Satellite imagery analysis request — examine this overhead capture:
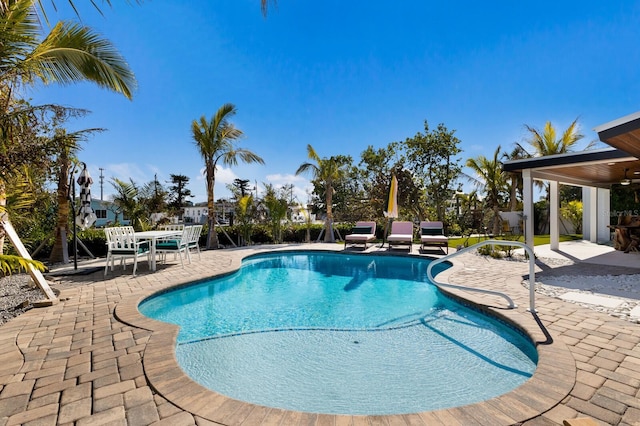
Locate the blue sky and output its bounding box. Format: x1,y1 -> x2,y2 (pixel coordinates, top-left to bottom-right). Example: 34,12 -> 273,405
29,1 -> 640,204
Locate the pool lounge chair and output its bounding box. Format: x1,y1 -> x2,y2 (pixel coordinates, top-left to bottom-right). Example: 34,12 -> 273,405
344,221 -> 377,250
419,221 -> 448,254
387,221 -> 414,252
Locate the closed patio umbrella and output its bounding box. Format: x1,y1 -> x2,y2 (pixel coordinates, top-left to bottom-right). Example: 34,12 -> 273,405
382,174 -> 398,245
384,174 -> 399,219
75,165 -> 97,230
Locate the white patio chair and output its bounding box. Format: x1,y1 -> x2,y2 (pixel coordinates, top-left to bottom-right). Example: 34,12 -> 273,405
104,226 -> 151,277
186,225 -> 203,261
155,227 -> 190,268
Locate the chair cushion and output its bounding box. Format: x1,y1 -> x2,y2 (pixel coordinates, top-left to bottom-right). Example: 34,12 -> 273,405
112,241 -> 149,255
351,226 -> 373,235
421,227 -> 443,236
156,240 -> 180,250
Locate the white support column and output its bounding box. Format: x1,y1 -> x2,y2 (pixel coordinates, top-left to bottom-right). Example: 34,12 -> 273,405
584,187 -> 598,242
597,187 -> 611,243
522,169 -> 534,250
549,180 -> 559,250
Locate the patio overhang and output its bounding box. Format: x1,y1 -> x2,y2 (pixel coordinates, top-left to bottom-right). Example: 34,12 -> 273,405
594,110 -> 640,159
503,111 -> 640,189
503,148 -> 638,189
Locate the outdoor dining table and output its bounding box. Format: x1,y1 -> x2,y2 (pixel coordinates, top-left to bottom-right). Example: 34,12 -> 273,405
134,230 -> 183,271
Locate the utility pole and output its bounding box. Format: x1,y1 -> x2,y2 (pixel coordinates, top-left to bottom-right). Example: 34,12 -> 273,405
99,168 -> 105,201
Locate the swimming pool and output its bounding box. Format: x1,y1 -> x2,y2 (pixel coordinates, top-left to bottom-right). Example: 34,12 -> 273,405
139,251 -> 538,415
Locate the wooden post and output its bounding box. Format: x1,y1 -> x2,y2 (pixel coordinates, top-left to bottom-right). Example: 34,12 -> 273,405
1,218 -> 56,302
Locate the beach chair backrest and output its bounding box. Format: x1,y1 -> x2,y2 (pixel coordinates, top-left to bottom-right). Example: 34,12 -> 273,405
420,221 -> 444,235
391,221 -> 413,235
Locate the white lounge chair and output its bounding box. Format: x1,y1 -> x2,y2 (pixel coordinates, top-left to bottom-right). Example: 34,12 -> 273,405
344,221 -> 377,250
419,221 -> 448,254
104,226 -> 151,277
387,221 -> 414,252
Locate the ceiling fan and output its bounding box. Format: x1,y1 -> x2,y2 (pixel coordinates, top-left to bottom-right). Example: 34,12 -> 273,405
620,168 -> 640,185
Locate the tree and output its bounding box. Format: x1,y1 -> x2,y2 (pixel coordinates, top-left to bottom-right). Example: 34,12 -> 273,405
296,144 -> 349,242
0,0 -> 136,270
501,145 -> 527,211
139,174 -> 167,224
232,178 -> 252,198
167,174 -> 193,220
517,118 -> 588,232
235,195 -> 254,246
191,103 -> 264,249
110,178 -> 147,230
466,146 -> 508,235
0,0 -> 136,102
358,144 -> 427,220
403,121 -> 463,222
262,183 -> 288,243
560,200 -> 582,234
49,128 -> 101,263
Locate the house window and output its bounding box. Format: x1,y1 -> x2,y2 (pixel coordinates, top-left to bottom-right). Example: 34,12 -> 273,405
95,209 -> 107,219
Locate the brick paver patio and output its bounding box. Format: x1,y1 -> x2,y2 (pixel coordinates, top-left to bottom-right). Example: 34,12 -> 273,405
0,243 -> 638,425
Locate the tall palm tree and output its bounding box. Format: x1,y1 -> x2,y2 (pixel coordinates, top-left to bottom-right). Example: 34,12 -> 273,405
191,103 -> 264,249
0,0 -> 136,103
0,0 -> 136,269
502,145 -> 527,211
465,146 -> 507,235
517,118 -> 588,232
296,144 -> 348,242
518,118 -> 585,158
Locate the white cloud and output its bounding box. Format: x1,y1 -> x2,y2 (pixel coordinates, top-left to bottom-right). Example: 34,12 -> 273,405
263,173 -> 314,205
215,166 -> 239,185
106,163 -> 148,184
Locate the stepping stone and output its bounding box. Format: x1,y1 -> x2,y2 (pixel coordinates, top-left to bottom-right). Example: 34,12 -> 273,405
559,292 -> 624,308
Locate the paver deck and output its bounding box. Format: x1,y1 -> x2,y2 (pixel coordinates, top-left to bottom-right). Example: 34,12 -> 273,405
1,243 -> 639,425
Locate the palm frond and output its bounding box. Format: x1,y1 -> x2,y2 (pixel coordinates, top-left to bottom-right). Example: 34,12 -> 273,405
28,21 -> 136,99
0,253 -> 46,275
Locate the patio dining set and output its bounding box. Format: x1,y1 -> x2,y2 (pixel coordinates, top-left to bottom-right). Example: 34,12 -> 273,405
103,224 -> 203,277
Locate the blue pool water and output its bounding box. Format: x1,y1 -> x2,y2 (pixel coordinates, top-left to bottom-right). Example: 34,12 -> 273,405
139,251 -> 538,415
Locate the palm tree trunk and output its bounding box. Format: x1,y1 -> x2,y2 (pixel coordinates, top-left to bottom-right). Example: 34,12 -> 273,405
205,166 -> 219,250
0,181 -> 6,255
492,204 -> 501,235
50,153 -> 71,263
324,184 -> 334,242
509,176 -> 518,211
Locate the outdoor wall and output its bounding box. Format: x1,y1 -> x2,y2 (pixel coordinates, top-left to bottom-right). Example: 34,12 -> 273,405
582,187 -> 611,244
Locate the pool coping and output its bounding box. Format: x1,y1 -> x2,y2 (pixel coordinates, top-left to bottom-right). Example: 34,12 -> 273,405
114,248 -> 576,425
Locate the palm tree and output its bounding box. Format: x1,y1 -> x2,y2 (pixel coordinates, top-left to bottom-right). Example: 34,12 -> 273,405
501,145 -> 527,212
465,146 -> 507,235
191,103 -> 264,249
111,178 -> 148,230
0,0 -> 136,270
0,0 -> 136,103
296,144 -> 348,242
517,118 -> 588,233
263,183 -> 288,244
